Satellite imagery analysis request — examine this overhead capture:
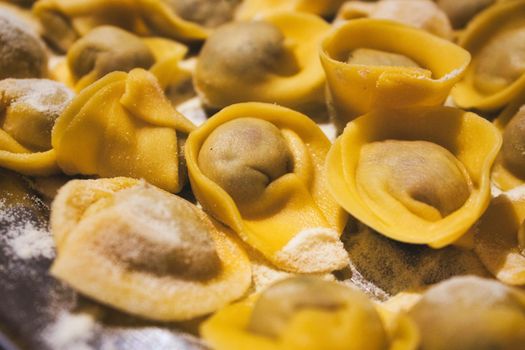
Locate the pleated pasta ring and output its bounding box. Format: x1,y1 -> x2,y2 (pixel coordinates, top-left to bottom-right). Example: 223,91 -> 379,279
51,25 -> 189,93
185,102 -> 348,273
325,106 -> 501,247
194,11 -> 331,117
201,276 -> 418,350
452,0 -> 525,111
320,19 -> 470,128
52,68 -> 195,193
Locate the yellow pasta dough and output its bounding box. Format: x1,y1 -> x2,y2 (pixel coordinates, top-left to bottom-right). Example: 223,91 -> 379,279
235,0 -> 344,19
52,25 -> 189,92
325,106 -> 501,247
52,68 -> 195,193
201,277 -> 417,350
452,0 -> 525,111
320,19 -> 470,128
336,0 -> 453,39
50,179 -> 252,321
186,102 -> 348,273
0,78 -> 74,176
474,190 -> 525,285
194,12 -> 330,115
34,0 -> 208,52
407,276 -> 525,349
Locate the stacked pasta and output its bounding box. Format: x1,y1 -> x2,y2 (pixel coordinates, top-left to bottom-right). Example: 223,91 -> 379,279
1,0 -> 525,349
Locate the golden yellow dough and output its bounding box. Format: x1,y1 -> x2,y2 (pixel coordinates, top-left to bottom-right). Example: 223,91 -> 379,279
201,276 -> 417,350
407,276 -> 525,349
186,102 -> 348,273
336,0 -> 453,39
320,19 -> 470,127
0,78 -> 74,176
325,106 -> 501,247
51,179 -> 252,321
52,68 -> 195,193
452,0 -> 525,111
235,0 -> 345,19
474,191 -> 525,285
194,12 -> 330,115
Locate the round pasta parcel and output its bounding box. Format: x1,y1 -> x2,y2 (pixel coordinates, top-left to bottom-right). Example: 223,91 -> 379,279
194,12 -> 331,117
491,91 -> 525,190
0,10 -> 48,80
436,0 -> 495,29
474,186 -> 525,285
50,179 -> 252,321
235,0 -> 344,20
33,0 -> 211,52
407,276 -> 525,350
0,78 -> 74,176
186,102 -> 348,273
452,0 -> 525,111
335,0 -> 452,40
320,19 -> 470,129
201,276 -> 418,350
325,106 -> 501,248
52,68 -> 195,193
52,25 -> 189,92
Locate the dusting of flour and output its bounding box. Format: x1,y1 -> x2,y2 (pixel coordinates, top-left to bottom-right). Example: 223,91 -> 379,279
274,227 -> 349,273
42,311 -> 98,350
0,199 -> 55,260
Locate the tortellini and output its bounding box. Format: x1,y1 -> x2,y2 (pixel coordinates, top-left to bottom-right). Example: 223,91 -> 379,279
201,277 -> 417,350
325,106 -> 501,247
50,178 -> 252,320
53,25 -> 188,92
0,78 -> 74,175
33,0 -> 208,52
474,188 -> 525,285
52,68 -> 195,193
407,276 -> 525,349
63,26 -> 155,90
492,91 -> 525,190
452,0 -> 525,111
162,0 -> 240,28
436,0 -> 495,29
194,12 -> 330,115
186,102 -> 348,273
235,0 -> 345,19
0,10 -> 48,80
335,0 -> 453,40
320,19 -> 470,128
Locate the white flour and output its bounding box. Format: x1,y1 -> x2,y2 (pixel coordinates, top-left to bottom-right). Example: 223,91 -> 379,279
42,310 -> 98,350
0,199 -> 55,260
273,227 -> 349,273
